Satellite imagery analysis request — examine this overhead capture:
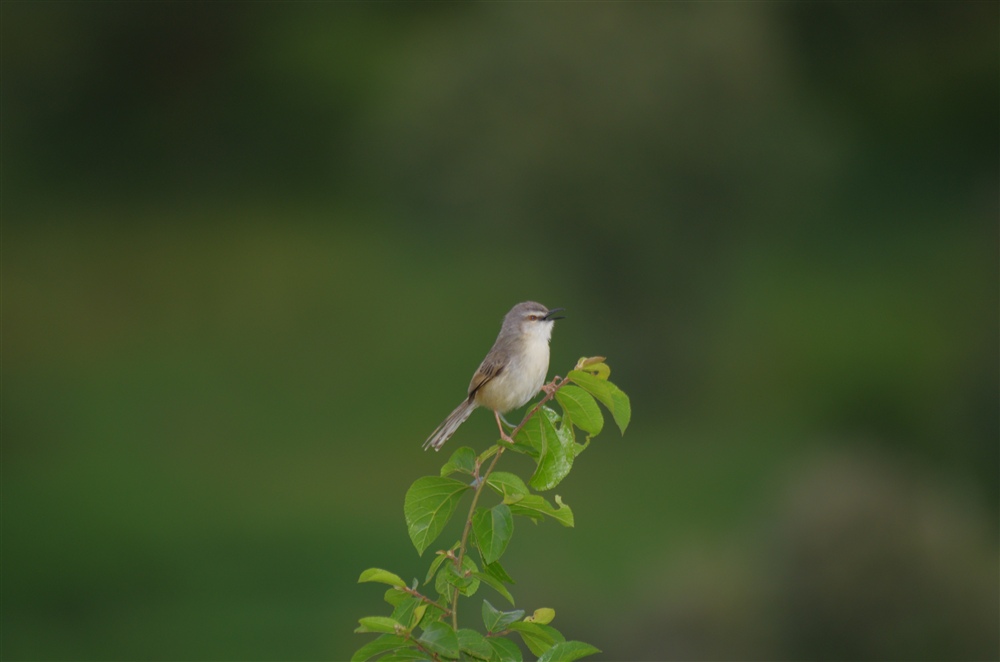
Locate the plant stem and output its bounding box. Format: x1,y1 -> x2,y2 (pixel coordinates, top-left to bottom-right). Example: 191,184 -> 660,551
448,374 -> 569,630
408,636 -> 440,662
450,446 -> 502,629
404,588 -> 452,616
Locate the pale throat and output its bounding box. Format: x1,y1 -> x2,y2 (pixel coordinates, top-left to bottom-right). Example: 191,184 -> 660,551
520,322 -> 552,371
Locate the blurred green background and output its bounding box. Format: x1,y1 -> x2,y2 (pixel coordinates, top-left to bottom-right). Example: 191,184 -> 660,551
3,3 -> 997,660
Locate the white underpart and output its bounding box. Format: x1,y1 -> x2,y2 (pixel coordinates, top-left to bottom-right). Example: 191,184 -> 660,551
476,319 -> 553,413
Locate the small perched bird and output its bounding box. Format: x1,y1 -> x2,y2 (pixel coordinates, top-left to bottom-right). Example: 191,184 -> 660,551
423,301 -> 565,451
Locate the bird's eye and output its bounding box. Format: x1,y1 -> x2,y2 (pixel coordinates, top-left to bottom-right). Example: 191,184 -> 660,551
528,315 -> 538,321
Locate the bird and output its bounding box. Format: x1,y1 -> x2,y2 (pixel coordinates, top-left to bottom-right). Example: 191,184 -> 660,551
423,301 -> 564,451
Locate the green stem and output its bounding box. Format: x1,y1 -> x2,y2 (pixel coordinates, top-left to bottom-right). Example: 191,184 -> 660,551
448,374 -> 570,630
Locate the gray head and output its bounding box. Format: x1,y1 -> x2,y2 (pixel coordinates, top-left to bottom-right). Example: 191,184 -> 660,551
501,301 -> 565,339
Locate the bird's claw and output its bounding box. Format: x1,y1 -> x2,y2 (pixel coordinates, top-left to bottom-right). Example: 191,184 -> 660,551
540,379 -> 560,396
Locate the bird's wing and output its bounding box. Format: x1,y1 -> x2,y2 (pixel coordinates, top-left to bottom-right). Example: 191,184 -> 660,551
468,358 -> 503,397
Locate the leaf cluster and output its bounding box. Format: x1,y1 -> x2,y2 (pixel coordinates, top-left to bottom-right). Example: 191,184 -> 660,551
354,357 -> 630,661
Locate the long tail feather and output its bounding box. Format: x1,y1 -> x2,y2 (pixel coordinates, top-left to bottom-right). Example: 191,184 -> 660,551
423,398 -> 477,451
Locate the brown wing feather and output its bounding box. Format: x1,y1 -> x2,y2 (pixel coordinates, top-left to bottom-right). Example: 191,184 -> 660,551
468,358 -> 503,397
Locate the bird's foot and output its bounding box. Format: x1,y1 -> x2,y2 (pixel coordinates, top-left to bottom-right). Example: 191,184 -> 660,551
540,378 -> 561,396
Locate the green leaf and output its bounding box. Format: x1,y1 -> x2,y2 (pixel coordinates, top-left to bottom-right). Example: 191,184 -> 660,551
575,360 -> 610,380
518,405 -> 562,457
424,543 -> 458,586
537,641 -> 601,662
354,616 -> 404,634
543,406 -> 578,454
482,599 -> 525,633
509,494 -> 574,527
554,409 -> 590,462
570,370 -> 631,435
383,587 -> 407,606
435,554 -> 479,598
607,381 -> 631,434
417,620 -> 459,658
539,403 -> 563,424
482,560 -> 515,585
473,503 -> 514,565
410,604 -> 428,629
435,559 -> 462,598
555,386 -> 604,436
486,637 -> 523,662
389,597 -> 423,632
358,567 -> 407,588
573,356 -> 611,379
472,571 -> 515,606
351,634 -> 410,662
515,412 -> 546,459
457,628 -> 494,660
379,651 -> 433,661
440,446 -> 477,477
529,409 -> 574,491
417,603 -> 445,629
567,370 -> 614,410
507,622 -> 565,657
423,552 -> 449,586
404,476 -> 471,555
435,580 -> 455,607
486,472 -> 530,503
524,607 -> 555,624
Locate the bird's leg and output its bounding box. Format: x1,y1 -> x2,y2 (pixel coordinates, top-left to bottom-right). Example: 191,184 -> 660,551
494,410 -> 515,444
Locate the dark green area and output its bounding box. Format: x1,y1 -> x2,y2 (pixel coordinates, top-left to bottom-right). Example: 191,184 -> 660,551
3,3 -> 997,660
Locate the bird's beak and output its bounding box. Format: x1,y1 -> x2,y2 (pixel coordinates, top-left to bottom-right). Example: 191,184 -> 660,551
544,307 -> 566,321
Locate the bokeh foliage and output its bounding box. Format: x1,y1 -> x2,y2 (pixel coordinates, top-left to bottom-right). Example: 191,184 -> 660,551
3,3 -> 997,660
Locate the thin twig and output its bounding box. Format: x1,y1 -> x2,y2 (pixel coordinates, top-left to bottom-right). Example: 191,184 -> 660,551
403,588 -> 452,616
407,634 -> 441,661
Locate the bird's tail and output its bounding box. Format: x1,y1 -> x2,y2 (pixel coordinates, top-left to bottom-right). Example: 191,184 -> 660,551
423,398 -> 477,451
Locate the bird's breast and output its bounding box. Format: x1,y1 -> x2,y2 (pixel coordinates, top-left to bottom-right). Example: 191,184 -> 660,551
476,338 -> 550,413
